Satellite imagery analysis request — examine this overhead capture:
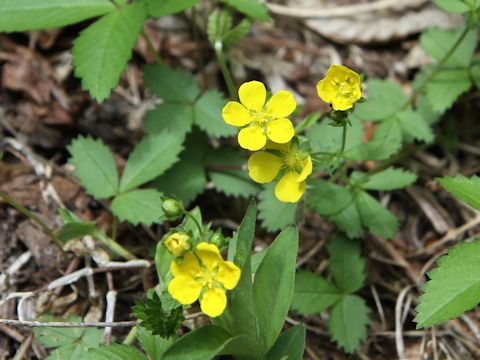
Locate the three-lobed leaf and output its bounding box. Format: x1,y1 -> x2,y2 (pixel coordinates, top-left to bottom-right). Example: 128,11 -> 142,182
68,136 -> 119,199
72,1 -> 147,102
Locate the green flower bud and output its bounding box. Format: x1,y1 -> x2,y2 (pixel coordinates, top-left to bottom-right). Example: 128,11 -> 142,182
162,198 -> 183,220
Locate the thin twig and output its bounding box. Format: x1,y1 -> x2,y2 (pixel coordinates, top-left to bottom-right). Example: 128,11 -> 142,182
0,319 -> 139,328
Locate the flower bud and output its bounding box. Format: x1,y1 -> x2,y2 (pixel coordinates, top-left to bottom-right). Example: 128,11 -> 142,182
162,198 -> 183,220
209,229 -> 226,248
164,232 -> 191,257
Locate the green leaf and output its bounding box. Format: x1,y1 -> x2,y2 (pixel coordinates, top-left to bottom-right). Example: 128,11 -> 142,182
305,118 -> 363,153
221,0 -> 270,20
328,234 -> 366,294
133,292 -> 184,338
72,1 -> 147,102
34,315 -> 103,359
0,0 -> 115,32
355,191 -> 399,238
119,132 -> 183,192
418,95 -> 442,125
206,148 -> 260,197
434,0 -> 476,12
292,271 -> 342,315
354,79 -> 407,121
374,117 -> 403,145
223,19 -> 251,51
57,221 -> 96,242
251,248 -> 268,274
420,27 -> 477,67
358,167 -> 417,191
89,343 -> 147,360
68,136 -> 118,199
111,189 -> 165,225
438,175 -> 480,211
146,0 -> 200,17
145,103 -> 194,138
194,91 -> 236,137
258,183 -> 298,232
331,200 -> 363,239
253,226 -> 298,352
207,10 -> 233,45
343,136 -> 401,161
397,109 -> 435,143
328,295 -> 370,353
425,68 -> 471,113
415,240 -> 480,328
233,200 -> 257,269
144,64 -> 199,103
137,328 -> 174,360
162,325 -> 253,360
266,325 -> 306,360
155,241 -> 174,285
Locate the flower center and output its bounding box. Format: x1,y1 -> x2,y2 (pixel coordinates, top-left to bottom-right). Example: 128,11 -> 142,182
195,267 -> 218,288
332,77 -> 355,99
251,109 -> 273,126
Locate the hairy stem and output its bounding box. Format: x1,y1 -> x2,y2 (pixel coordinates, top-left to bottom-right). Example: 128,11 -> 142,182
95,231 -> 137,261
214,42 -> 236,99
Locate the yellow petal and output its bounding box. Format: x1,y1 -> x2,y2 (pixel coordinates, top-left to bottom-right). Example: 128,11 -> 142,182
238,81 -> 266,112
247,151 -> 282,183
328,64 -> 360,83
222,101 -> 253,126
200,287 -> 227,318
316,78 -> 335,104
331,98 -> 354,111
196,242 -> 222,270
296,155 -> 313,182
275,171 -> 306,203
266,118 -> 294,144
266,90 -> 296,118
170,252 -> 201,277
238,125 -> 267,151
168,275 -> 202,304
216,261 -> 241,290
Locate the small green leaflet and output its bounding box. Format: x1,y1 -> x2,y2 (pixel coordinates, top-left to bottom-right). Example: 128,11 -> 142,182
68,136 -> 119,200
343,136 -> 401,161
119,131 -> 183,193
89,343 -> 147,360
397,109 -> 434,143
415,240 -> 480,328
137,328 -> 175,360
146,0 -> 200,17
72,1 -> 147,102
305,117 -> 363,153
425,68 -> 471,113
354,167 -> 417,191
34,315 -> 103,359
111,189 -> 165,225
291,271 -> 342,315
356,191 -> 399,238
258,183 -> 298,232
194,91 -> 237,137
328,295 -> 370,353
0,0 -> 115,32
221,0 -> 270,21
145,103 -> 193,138
265,325 -> 306,360
438,175 -> 480,211
434,0 -> 478,12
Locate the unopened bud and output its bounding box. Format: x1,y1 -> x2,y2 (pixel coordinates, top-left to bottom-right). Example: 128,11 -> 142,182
162,198 -> 183,220
164,232 -> 191,257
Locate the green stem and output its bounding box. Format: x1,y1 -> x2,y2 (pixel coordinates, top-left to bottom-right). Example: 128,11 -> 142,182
403,26 -> 470,109
214,42 -> 236,99
340,124 -> 348,154
191,6 -> 207,89
183,211 -> 204,239
94,231 -> 137,261
122,326 -> 138,345
0,190 -> 66,255
142,31 -> 162,66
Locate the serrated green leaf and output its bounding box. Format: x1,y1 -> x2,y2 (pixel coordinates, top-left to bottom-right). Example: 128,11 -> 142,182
358,167 -> 417,191
194,91 -> 236,137
72,1 -> 147,102
420,27 -> 477,68
119,132 -> 183,192
397,109 -> 435,143
146,0 -> 199,17
221,0 -> 270,20
0,0 -> 115,32
68,136 -> 119,199
111,189 -> 165,225
305,118 -> 363,153
34,315 -> 103,359
144,64 -> 199,103
137,328 -> 174,360
344,136 -> 401,161
374,117 -> 403,145
223,19 -> 251,51
145,103 -> 194,138
207,9 -> 234,45
354,79 -> 407,121
415,240 -> 480,328
434,0 -> 476,12
438,175 -> 480,211
425,68 -> 471,113
328,234 -> 366,294
418,95 -> 442,125
292,270 -> 342,315
356,191 -> 398,238
89,343 -> 147,360
266,325 -> 306,360
331,200 -> 363,239
328,295 -> 370,353
258,183 -> 298,232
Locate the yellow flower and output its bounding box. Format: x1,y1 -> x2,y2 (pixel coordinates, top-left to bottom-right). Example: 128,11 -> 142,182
247,141 -> 312,203
316,65 -> 362,111
164,233 -> 191,257
167,242 -> 241,318
222,81 -> 296,151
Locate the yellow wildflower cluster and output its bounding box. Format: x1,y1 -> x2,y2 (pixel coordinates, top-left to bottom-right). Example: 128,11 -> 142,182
222,65 -> 362,203
165,234 -> 241,318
